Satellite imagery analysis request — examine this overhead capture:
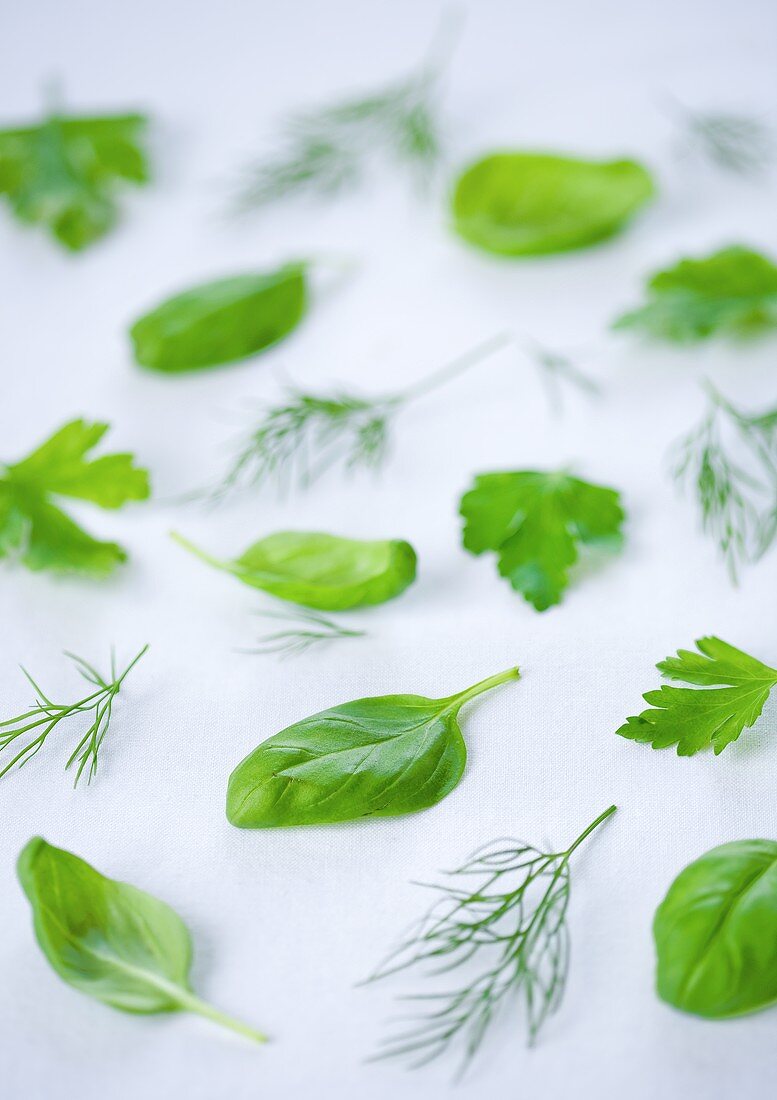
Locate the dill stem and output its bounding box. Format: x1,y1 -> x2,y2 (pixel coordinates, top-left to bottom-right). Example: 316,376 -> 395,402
565,805 -> 617,857
397,332 -> 513,405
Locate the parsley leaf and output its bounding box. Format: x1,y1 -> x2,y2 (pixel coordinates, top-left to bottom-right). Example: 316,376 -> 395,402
614,246 -> 777,342
616,636 -> 777,756
0,108 -> 148,250
460,470 -> 625,611
0,420 -> 150,576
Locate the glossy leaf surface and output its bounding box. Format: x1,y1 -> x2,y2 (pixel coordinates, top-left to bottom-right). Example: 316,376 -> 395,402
130,263 -> 307,373
451,152 -> 654,256
172,530 -> 417,610
655,839 -> 777,1018
227,668 -> 519,827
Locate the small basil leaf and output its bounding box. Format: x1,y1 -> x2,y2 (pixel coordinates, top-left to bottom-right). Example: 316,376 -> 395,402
451,152 -> 654,257
171,530 -> 417,611
654,839 -> 777,1019
18,837 -> 267,1041
227,667 -> 520,828
130,262 -> 307,373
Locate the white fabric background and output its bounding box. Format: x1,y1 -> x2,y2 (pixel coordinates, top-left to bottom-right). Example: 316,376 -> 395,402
2,1 -> 776,1097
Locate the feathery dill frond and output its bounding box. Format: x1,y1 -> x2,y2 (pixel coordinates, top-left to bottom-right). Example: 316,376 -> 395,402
230,19 -> 457,212
671,383 -> 777,581
365,806 -> 616,1075
207,332 -> 511,500
243,608 -> 366,658
0,645 -> 148,785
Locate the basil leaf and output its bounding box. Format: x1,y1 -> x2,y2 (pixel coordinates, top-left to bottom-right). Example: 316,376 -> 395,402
227,667 -> 520,828
171,530 -> 417,610
129,262 -> 307,373
18,837 -> 266,1042
654,840 -> 777,1019
451,152 -> 654,256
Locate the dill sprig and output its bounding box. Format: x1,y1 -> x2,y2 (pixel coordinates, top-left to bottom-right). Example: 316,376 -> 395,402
0,645 -> 148,785
208,332 -> 511,499
664,95 -> 773,174
230,19 -> 457,212
242,608 -> 366,658
365,805 -> 616,1075
671,383 -> 777,581
523,338 -> 601,414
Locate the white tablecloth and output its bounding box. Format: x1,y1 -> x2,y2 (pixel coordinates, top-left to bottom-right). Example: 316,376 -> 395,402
2,1 -> 776,1097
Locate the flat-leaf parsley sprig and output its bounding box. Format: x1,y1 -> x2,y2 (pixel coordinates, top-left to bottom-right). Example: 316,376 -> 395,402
671,382 -> 777,580
207,332 -> 512,499
0,645 -> 148,785
365,805 -> 617,1075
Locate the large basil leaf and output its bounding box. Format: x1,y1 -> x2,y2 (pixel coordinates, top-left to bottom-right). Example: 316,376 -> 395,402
654,839 -> 777,1019
18,837 -> 266,1041
130,262 -> 307,373
451,152 -> 654,256
171,530 -> 417,610
227,667 -> 520,827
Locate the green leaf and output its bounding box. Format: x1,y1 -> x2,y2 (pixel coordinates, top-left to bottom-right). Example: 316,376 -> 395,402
227,667 -> 520,828
451,152 -> 654,257
0,419 -> 150,577
616,636 -> 777,756
654,839 -> 777,1019
171,530 -> 417,611
0,111 -> 148,251
18,837 -> 266,1041
614,246 -> 777,342
129,263 -> 308,373
459,470 -> 625,611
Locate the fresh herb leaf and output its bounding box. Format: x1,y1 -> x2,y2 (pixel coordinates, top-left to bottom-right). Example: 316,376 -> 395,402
227,667 -> 519,828
616,636 -> 777,756
207,333 -> 510,498
460,470 -> 625,611
245,608 -> 367,658
654,839 -> 777,1018
229,22 -> 453,212
451,153 -> 654,256
671,383 -> 777,581
0,104 -> 148,250
18,837 -> 267,1042
171,529 -> 417,611
130,262 -> 308,373
0,419 -> 150,576
0,645 -> 148,784
366,805 -> 617,1074
614,246 -> 777,342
